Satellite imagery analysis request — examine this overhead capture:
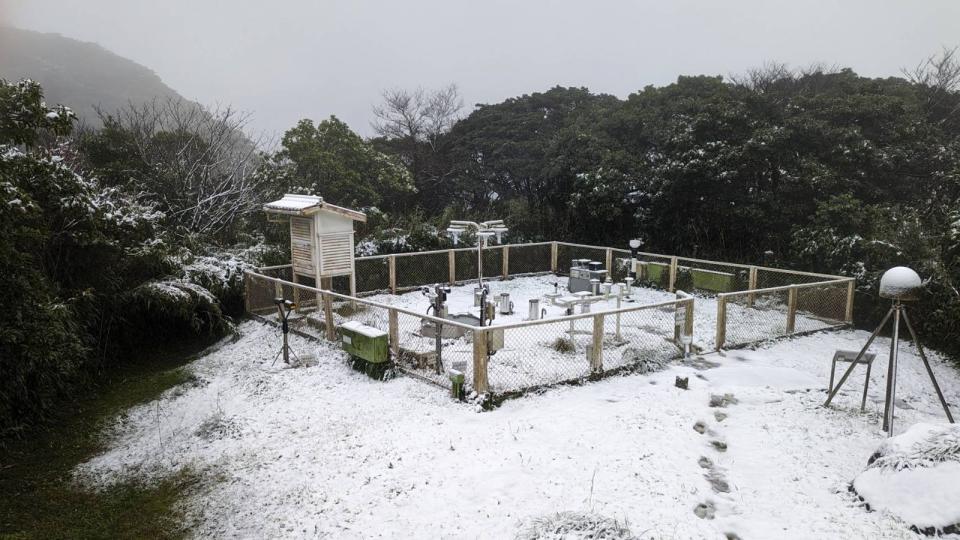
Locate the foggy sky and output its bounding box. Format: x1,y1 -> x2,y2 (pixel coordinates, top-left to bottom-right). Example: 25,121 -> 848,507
2,0 -> 958,140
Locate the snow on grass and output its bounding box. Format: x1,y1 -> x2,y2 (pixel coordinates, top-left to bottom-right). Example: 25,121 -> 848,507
77,321 -> 960,539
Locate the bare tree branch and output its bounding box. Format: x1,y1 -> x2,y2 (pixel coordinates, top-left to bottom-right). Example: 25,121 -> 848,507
95,98 -> 265,236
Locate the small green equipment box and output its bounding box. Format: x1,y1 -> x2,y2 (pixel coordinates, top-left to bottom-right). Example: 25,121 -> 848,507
339,321 -> 389,364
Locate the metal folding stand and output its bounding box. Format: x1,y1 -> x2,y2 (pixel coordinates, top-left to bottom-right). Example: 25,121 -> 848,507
827,350 -> 877,412
823,299 -> 954,435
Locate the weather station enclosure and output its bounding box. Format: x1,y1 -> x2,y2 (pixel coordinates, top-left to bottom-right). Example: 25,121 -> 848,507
263,194 -> 366,295
245,215 -> 856,402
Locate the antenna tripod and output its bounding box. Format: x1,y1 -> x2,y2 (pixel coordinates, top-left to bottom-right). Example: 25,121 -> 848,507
824,299 -> 954,435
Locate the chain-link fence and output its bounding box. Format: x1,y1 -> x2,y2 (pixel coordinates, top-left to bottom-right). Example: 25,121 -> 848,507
396,251 -> 450,291
795,279 -> 851,333
509,243 -> 552,275
247,242 -> 853,399
354,256 -> 390,294
245,268 -> 692,399
721,287 -> 791,347
352,243 -> 555,296
556,243 -> 608,276
755,267 -> 839,289
479,297 -> 691,396
245,271 -> 328,341
717,278 -> 854,350
600,301 -> 688,373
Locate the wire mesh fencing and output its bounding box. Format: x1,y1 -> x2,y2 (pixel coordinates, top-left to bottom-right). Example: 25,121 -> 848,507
722,288 -> 791,347
599,302 -> 686,373
794,280 -> 851,333
508,243 -> 552,276
354,256 -> 390,294
483,299 -> 690,396
396,251 -> 450,291
718,278 -> 853,350
390,310 -> 479,390
245,271 -> 328,340
755,267 -> 837,289
454,248 -> 479,284
484,318 -> 594,393
556,243 -> 608,275
482,246 -> 504,281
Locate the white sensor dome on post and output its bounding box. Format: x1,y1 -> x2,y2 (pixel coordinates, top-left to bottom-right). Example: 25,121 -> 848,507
826,263 -> 954,438
879,266 -> 922,301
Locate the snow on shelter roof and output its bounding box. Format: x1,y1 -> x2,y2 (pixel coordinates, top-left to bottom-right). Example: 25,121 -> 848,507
263,194 -> 366,222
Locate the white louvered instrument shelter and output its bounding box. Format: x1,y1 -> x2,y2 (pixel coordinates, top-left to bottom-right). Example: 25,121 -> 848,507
263,194 -> 366,293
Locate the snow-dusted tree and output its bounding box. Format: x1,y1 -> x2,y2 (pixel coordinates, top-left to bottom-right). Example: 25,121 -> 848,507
273,116 -> 414,209
372,84 -> 463,150
82,98 -> 264,237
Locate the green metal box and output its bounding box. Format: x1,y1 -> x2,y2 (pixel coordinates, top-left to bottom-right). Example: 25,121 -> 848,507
339,321 -> 389,364
690,268 -> 737,293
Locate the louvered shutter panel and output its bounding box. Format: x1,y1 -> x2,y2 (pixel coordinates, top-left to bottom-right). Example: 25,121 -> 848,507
290,217 -> 315,275
319,232 -> 353,276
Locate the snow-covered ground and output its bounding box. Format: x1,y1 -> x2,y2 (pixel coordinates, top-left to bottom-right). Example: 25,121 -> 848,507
77,321 -> 960,539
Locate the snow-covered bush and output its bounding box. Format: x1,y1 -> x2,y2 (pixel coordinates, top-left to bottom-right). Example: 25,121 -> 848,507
853,423 -> 960,535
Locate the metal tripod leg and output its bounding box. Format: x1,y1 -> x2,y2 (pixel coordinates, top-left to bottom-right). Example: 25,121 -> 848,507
824,307 -> 893,408
271,348 -> 284,366
860,357 -> 873,413
901,309 -> 955,424
882,304 -> 901,435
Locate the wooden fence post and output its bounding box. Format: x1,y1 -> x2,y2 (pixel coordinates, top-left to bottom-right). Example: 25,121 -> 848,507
605,248 -> 613,274
448,250 -> 456,285
591,314 -> 604,374
668,256 -> 678,292
473,328 -> 489,394
747,266 -> 758,307
323,292 -> 336,341
715,295 -> 727,351
551,242 -> 559,274
786,285 -> 798,333
502,245 -> 509,279
683,296 -> 695,339
845,279 -> 855,323
388,308 -> 399,356
388,255 -> 397,294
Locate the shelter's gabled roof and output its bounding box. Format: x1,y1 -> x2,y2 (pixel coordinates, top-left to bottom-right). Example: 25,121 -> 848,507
263,194 -> 366,222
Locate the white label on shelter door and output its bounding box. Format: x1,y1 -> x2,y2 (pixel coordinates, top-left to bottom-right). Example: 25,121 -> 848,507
342,335 -> 352,345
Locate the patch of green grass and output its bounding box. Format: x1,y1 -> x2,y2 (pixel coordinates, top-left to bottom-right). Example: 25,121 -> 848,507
0,337 -> 221,539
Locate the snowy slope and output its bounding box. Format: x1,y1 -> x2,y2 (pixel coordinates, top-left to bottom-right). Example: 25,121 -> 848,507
77,322 -> 960,539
